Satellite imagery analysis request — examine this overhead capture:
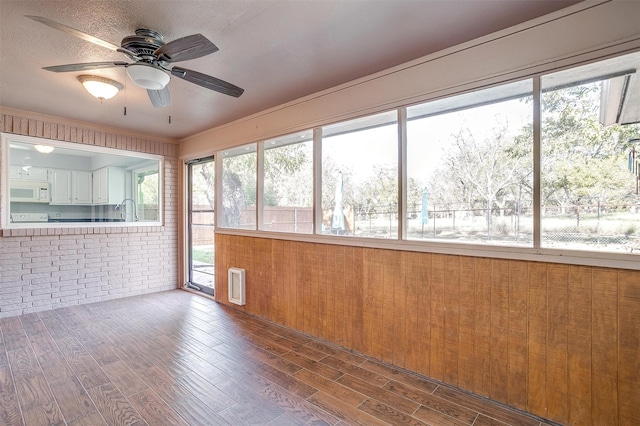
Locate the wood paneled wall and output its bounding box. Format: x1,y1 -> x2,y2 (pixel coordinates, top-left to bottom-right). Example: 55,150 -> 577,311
215,234 -> 640,425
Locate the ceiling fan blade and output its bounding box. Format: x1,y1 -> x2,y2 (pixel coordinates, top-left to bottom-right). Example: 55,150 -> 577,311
43,62 -> 128,72
25,15 -> 121,52
147,87 -> 171,108
171,66 -> 244,98
155,34 -> 219,63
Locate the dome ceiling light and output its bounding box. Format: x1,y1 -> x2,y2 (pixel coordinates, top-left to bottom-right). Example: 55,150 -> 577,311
77,75 -> 123,101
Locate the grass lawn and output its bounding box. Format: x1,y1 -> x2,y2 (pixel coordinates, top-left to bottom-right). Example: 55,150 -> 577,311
192,245 -> 214,264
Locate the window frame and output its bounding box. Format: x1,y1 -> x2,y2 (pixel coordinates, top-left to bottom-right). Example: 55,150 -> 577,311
1,133 -> 164,229
186,156 -> 216,295
132,164 -> 160,222
259,131 -> 314,234
319,111 -> 400,239
218,143 -> 258,230
211,48 -> 640,271
404,80 -> 535,247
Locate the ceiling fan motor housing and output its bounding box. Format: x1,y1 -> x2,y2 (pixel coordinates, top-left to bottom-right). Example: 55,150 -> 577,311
121,29 -> 171,90
121,28 -> 166,62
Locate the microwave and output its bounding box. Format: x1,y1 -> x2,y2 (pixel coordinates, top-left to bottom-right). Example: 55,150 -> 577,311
10,180 -> 50,203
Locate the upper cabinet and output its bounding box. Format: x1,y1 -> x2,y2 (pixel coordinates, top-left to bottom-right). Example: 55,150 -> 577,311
73,171 -> 93,204
50,169 -> 93,205
9,165 -> 22,180
92,167 -> 125,205
10,165 -> 49,181
49,169 -> 71,204
47,167 -> 125,205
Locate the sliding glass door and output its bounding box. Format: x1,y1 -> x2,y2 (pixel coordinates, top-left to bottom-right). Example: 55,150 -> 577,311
187,157 -> 215,295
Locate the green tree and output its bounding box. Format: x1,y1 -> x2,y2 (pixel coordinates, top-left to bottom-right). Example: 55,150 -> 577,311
222,143 -> 311,226
428,122 -> 531,237
264,142 -> 312,207
353,164 -> 398,218
193,161 -> 214,209
222,152 -> 256,227
406,177 -> 424,218
541,82 -> 639,224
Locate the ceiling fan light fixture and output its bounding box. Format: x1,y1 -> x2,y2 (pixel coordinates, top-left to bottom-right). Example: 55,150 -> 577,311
126,64 -> 170,90
78,75 -> 123,100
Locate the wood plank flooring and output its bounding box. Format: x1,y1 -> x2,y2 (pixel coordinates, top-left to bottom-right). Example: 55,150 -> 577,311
0,290 -> 558,426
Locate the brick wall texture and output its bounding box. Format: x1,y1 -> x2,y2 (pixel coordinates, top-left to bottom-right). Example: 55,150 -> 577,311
0,111 -> 179,318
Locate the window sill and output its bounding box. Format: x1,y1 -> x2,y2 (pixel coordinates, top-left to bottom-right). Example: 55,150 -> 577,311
1,222 -> 164,237
215,228 -> 640,271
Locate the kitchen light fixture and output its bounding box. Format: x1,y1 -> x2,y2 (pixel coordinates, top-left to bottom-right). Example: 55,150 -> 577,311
34,145 -> 55,154
126,63 -> 170,90
78,75 -> 123,101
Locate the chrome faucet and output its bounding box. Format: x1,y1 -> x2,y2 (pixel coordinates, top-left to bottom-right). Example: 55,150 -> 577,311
116,198 -> 139,221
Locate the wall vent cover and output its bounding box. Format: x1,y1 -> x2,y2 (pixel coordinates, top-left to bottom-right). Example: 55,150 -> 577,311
228,268 -> 246,305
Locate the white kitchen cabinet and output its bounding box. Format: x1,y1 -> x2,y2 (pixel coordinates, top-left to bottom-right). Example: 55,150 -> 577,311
25,167 -> 49,181
72,171 -> 93,204
50,169 -> 93,205
92,167 -> 125,205
9,166 -> 23,179
10,165 -> 49,181
50,169 -> 72,204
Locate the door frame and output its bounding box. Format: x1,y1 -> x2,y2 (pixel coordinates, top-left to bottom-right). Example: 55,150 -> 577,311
185,156 -> 215,296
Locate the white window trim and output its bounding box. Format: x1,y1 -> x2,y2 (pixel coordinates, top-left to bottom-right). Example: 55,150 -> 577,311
256,141 -> 264,231
1,133 -> 164,229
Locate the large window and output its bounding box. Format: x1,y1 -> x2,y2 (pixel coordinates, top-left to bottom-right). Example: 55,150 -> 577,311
214,50 -> 640,261
321,112 -> 398,238
262,131 -> 313,233
406,81 -> 533,245
2,133 -> 163,228
220,143 -> 256,229
541,52 -> 640,253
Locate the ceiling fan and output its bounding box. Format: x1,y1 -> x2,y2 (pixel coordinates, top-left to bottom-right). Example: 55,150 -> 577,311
26,15 -> 244,108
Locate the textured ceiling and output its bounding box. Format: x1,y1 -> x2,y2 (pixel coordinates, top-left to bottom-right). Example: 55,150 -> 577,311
0,1 -> 581,140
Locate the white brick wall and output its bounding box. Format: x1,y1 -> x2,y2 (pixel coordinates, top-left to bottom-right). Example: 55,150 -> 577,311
0,111 -> 180,318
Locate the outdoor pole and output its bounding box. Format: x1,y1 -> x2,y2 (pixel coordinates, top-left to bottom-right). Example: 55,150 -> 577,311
597,198 -> 601,244
421,189 -> 428,239
433,204 -> 436,237
516,200 -> 520,239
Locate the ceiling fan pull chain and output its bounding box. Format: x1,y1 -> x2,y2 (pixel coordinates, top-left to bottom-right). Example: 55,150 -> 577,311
124,70 -> 127,117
